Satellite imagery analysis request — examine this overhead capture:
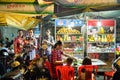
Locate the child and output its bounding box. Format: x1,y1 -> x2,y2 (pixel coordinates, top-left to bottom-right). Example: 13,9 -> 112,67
66,57 -> 73,66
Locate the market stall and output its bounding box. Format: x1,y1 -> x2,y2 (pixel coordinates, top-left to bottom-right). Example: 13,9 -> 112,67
55,19 -> 84,59
87,19 -> 116,69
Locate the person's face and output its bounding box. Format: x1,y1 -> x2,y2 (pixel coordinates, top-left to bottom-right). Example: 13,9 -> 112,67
28,31 -> 33,37
46,31 -> 50,36
18,31 -> 23,37
56,45 -> 62,50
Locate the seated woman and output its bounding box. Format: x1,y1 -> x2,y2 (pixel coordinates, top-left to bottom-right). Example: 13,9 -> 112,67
82,56 -> 92,65
80,57 -> 95,80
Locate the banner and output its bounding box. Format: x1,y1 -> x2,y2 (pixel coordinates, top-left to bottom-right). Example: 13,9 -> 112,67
0,0 -> 54,14
55,0 -> 119,8
0,0 -> 35,2
55,19 -> 84,27
0,0 -> 53,5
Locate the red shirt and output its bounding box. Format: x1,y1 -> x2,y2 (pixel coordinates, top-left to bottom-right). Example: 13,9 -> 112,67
50,49 -> 63,65
13,37 -> 24,54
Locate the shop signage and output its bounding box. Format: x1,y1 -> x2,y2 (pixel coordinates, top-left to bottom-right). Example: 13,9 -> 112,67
88,20 -> 115,27
55,19 -> 84,27
0,0 -> 54,14
0,0 -> 35,2
0,4 -> 54,14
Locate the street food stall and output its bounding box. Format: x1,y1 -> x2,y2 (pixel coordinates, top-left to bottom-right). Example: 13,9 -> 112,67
55,19 -> 84,59
55,19 -> 116,72
87,19 -> 116,70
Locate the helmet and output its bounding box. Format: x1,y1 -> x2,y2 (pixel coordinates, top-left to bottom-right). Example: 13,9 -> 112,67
11,61 -> 20,68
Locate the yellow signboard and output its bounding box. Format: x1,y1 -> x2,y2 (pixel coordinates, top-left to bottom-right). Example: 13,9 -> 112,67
0,4 -> 54,14
0,0 -> 53,5
0,0 -> 36,3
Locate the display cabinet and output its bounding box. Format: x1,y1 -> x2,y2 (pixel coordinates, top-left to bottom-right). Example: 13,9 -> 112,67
87,19 -> 116,69
55,19 -> 84,58
116,21 -> 120,57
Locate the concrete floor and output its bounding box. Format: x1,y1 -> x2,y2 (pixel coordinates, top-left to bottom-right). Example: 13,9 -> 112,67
96,75 -> 104,80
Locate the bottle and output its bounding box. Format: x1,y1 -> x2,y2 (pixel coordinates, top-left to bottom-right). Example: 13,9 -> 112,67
100,27 -> 105,34
101,35 -> 104,42
104,35 -> 107,42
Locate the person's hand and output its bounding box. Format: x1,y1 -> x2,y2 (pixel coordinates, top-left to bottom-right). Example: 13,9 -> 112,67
29,42 -> 33,47
55,61 -> 63,65
43,40 -> 48,44
63,59 -> 66,63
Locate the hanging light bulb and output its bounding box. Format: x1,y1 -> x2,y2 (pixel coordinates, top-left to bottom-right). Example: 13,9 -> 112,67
97,21 -> 101,26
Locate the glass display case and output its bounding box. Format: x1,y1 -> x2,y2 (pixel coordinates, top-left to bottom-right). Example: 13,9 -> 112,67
55,19 -> 84,58
87,19 -> 116,69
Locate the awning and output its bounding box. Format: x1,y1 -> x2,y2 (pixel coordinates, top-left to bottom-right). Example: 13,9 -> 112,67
54,0 -> 119,8
0,0 -> 54,14
0,12 -> 40,30
54,0 -> 120,17
0,13 -> 7,26
0,0 -> 54,30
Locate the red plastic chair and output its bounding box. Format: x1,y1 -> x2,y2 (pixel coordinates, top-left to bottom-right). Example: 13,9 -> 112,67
104,71 -> 115,80
56,65 -> 74,80
78,65 -> 98,80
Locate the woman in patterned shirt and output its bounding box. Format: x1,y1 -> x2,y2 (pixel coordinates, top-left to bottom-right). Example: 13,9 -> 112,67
50,41 -> 73,80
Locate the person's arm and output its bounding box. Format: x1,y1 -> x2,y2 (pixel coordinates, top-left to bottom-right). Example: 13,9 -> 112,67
44,40 -> 54,46
62,52 -> 77,61
55,61 -> 63,64
34,38 -> 37,49
13,38 -> 18,54
30,38 -> 37,49
50,36 -> 55,46
43,36 -> 54,46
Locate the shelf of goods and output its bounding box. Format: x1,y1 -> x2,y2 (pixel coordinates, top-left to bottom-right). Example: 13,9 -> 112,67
87,19 -> 116,69
56,27 -> 84,55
